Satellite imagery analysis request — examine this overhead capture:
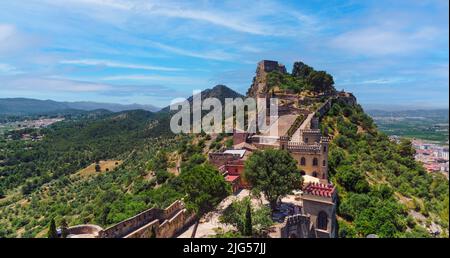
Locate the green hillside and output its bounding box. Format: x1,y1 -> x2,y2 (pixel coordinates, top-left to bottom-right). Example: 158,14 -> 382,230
0,86 -> 239,238
321,99 -> 449,237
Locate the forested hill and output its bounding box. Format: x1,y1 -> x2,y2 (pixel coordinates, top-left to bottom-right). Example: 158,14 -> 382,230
0,84 -> 241,237
0,109 -> 166,194
320,99 -> 449,237
0,98 -> 160,116
159,84 -> 244,113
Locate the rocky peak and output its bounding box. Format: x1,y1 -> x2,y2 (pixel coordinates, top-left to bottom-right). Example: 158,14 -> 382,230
247,60 -> 286,97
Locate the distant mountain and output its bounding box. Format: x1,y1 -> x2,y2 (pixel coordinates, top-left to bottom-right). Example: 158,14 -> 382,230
0,98 -> 160,116
66,101 -> 160,113
160,84 -> 244,113
366,109 -> 449,119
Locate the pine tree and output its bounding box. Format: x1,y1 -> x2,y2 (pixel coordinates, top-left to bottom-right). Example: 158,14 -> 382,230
244,202 -> 253,236
48,218 -> 58,238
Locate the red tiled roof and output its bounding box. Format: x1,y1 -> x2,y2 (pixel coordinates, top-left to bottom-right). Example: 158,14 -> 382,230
303,182 -> 335,197
225,175 -> 240,182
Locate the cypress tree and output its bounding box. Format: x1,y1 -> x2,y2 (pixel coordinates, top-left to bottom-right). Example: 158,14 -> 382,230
244,202 -> 253,236
60,218 -> 69,238
48,218 -> 58,238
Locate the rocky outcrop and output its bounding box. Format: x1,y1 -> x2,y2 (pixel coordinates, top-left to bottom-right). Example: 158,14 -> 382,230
247,60 -> 287,97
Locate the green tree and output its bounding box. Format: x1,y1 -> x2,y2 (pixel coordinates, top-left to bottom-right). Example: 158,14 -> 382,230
47,218 -> 58,238
179,164 -> 231,237
0,187 -> 5,198
155,170 -> 170,184
244,202 -> 253,236
60,218 -> 69,238
398,139 -> 415,158
292,61 -> 313,79
244,149 -> 302,210
306,70 -> 335,94
220,197 -> 272,236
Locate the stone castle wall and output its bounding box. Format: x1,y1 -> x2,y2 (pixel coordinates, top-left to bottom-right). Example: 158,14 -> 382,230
97,200 -> 192,238
280,214 -> 315,238
100,207 -> 161,238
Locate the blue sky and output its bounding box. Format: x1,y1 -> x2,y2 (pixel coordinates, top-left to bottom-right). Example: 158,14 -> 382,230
0,0 -> 448,109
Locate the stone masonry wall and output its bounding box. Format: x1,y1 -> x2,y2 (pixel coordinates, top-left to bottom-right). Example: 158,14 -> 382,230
99,200 -> 189,238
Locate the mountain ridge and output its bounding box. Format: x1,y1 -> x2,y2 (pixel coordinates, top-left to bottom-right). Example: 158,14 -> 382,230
0,98 -> 161,116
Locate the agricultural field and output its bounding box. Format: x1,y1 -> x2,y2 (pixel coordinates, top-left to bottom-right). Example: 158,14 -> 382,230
368,109 -> 449,145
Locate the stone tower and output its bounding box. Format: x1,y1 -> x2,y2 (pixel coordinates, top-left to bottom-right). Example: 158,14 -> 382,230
247,60 -> 287,98
301,183 -> 337,238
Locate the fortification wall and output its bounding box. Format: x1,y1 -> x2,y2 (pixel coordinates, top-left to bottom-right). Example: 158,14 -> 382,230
159,209 -> 196,238
67,224 -> 103,237
124,219 -> 159,238
100,207 -> 162,238
314,92 -> 357,121
279,214 -> 314,238
98,200 -> 192,238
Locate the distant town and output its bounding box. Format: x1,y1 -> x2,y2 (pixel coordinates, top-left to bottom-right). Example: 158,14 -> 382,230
390,135 -> 449,178
412,139 -> 449,178
0,117 -> 64,140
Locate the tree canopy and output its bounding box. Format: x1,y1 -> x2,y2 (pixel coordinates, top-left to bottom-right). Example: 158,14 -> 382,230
179,164 -> 231,215
220,197 -> 272,236
244,149 -> 302,210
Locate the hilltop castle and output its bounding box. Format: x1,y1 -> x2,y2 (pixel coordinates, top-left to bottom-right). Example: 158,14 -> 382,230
211,60 -> 357,238
66,60 -> 356,239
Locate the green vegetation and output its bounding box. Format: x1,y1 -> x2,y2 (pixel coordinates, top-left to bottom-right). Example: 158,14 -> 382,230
244,149 -> 302,210
244,202 -> 252,236
47,218 -> 57,238
178,164 -> 231,216
267,61 -> 335,94
0,110 -> 185,237
0,85 -> 246,238
220,197 -> 273,237
286,114 -> 305,138
0,110 -> 163,194
267,71 -> 307,93
321,99 -> 449,237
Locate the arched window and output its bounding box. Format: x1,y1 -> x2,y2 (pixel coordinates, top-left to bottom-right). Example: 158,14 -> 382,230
313,158 -> 318,166
312,171 -> 318,177
317,211 -> 328,230
300,157 -> 306,166
323,160 -> 326,166
300,170 -> 306,176
323,146 -> 327,153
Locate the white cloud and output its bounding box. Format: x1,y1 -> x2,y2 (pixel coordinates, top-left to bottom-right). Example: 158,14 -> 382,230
60,59 -> 183,71
42,0 -> 316,37
331,26 -> 442,56
145,5 -> 270,36
0,24 -> 29,54
2,76 -> 112,92
0,63 -> 21,75
360,78 -> 412,85
147,41 -> 237,61
101,74 -> 208,85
